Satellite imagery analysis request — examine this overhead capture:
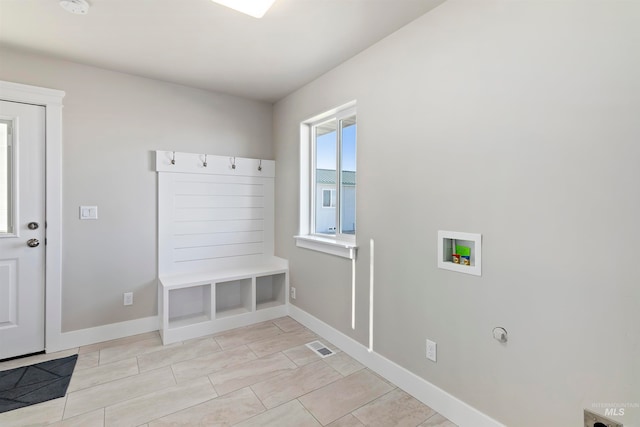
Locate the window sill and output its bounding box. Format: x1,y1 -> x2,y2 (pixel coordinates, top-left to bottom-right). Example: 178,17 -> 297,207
294,235 -> 357,260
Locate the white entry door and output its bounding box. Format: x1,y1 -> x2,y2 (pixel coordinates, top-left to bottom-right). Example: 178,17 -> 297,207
0,100 -> 46,360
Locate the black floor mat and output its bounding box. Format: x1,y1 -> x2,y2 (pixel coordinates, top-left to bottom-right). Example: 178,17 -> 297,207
0,354 -> 77,413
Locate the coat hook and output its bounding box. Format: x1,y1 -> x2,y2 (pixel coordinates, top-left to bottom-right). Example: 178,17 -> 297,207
203,154 -> 208,168
230,157 -> 236,170
171,151 -> 176,165
258,159 -> 262,172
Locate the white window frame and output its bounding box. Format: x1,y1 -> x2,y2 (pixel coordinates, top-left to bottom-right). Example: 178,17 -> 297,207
295,101 -> 357,259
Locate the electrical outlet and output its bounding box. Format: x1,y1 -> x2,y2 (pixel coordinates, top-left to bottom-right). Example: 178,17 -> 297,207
290,287 -> 296,300
123,292 -> 133,306
426,339 -> 437,362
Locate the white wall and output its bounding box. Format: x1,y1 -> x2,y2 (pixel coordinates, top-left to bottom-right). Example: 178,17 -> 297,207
0,46 -> 273,332
274,1 -> 640,426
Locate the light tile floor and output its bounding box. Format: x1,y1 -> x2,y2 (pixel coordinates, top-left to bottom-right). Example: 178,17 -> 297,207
0,317 -> 457,427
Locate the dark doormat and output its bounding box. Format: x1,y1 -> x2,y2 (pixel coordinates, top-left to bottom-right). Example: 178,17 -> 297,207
0,354 -> 78,414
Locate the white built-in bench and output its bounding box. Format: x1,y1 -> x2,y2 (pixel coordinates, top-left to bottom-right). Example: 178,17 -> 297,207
156,151 -> 288,345
158,257 -> 288,344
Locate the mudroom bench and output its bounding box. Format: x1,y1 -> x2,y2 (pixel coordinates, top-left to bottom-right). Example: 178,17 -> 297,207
155,151 -> 288,345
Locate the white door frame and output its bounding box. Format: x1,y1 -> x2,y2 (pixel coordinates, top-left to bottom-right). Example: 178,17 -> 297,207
0,80 -> 65,353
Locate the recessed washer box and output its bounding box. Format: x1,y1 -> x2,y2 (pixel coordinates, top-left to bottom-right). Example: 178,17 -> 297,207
437,230 -> 482,276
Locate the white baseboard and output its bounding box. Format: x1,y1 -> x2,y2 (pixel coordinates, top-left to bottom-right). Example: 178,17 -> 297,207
288,305 -> 505,427
50,316 -> 160,352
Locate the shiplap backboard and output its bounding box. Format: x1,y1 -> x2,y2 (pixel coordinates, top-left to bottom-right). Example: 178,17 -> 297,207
156,151 -> 276,276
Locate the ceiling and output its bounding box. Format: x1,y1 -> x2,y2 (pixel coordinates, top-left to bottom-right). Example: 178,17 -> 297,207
0,0 -> 445,102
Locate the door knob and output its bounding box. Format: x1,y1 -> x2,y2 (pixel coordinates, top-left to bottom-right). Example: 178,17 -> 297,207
27,238 -> 40,248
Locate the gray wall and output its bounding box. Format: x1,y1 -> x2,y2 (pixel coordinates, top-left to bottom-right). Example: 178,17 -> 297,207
0,47 -> 273,332
274,1 -> 640,426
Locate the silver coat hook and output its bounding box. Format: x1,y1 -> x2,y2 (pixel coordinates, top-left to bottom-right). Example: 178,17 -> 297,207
171,151 -> 176,165
203,154 -> 208,167
230,157 -> 236,170
258,159 -> 262,172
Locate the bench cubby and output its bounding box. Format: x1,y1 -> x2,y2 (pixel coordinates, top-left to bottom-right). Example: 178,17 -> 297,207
216,278 -> 252,318
256,272 -> 287,310
168,284 -> 212,329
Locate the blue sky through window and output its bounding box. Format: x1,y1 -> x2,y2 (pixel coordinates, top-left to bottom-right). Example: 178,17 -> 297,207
316,124 -> 356,171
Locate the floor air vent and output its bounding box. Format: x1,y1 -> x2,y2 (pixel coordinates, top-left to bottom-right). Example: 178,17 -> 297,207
306,341 -> 335,358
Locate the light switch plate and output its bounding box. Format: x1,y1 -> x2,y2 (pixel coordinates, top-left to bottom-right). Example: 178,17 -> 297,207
426,339 -> 437,362
80,206 -> 98,220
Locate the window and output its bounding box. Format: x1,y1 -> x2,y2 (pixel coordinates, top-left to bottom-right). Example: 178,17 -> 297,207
322,189 -> 336,208
296,102 -> 357,259
0,120 -> 13,234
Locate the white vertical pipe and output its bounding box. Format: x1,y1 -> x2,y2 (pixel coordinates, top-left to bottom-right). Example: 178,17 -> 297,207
369,238 -> 374,353
351,252 -> 356,330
